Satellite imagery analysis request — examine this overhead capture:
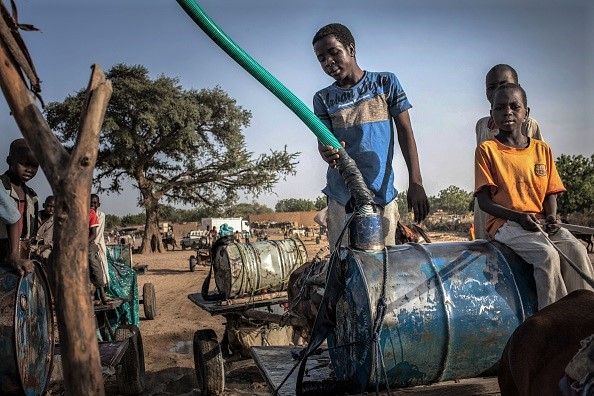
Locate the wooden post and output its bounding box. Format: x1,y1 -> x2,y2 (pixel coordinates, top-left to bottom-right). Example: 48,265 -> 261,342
0,22 -> 112,396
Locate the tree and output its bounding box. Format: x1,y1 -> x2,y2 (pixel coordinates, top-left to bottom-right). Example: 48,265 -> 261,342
104,214 -> 121,230
46,64 -> 299,253
275,198 -> 316,212
396,191 -> 409,217
555,154 -> 594,216
314,195 -> 327,210
0,54 -> 111,394
228,201 -> 273,218
432,185 -> 474,215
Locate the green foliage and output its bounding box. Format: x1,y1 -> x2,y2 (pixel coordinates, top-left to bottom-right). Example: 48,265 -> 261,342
395,191 -> 414,223
396,186 -> 473,222
227,201 -> 273,218
45,64 -> 299,250
431,185 -> 474,215
555,154 -> 594,216
121,213 -> 146,226
105,214 -> 121,230
314,196 -> 327,211
275,198 -> 316,212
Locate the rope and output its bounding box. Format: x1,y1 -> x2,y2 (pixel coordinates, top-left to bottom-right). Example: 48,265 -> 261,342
371,246 -> 391,395
538,227 -> 594,289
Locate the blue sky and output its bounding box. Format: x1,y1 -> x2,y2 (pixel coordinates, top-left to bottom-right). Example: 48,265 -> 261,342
1,0 -> 593,216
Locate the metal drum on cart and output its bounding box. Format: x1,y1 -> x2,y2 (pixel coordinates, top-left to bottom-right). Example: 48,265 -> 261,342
329,240 -> 538,391
213,238 -> 308,299
191,237 -> 309,395
0,262 -> 54,395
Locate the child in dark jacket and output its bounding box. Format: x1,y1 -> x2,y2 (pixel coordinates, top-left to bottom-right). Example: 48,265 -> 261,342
0,139 -> 38,275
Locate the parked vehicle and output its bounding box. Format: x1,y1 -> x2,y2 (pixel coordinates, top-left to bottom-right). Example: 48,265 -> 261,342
200,217 -> 250,235
181,230 -> 208,250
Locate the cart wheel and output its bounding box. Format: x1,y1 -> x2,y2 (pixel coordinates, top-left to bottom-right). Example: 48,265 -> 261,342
193,329 -> 224,396
189,255 -> 197,272
143,283 -> 157,320
115,324 -> 146,395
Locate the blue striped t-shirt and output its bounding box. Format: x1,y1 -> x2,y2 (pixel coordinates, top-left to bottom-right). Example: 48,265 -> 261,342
313,71 -> 412,206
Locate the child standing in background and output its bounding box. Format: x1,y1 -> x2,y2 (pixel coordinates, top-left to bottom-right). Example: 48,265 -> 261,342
0,139 -> 38,276
474,64 -> 544,239
32,195 -> 55,261
91,194 -> 109,287
474,83 -> 592,309
89,205 -> 109,304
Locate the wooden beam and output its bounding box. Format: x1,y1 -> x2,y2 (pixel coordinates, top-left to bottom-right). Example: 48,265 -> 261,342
0,14 -> 112,396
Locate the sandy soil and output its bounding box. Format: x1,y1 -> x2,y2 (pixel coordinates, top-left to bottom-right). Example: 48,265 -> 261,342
106,233 -> 330,396
50,230 -> 594,395
104,231 -> 470,395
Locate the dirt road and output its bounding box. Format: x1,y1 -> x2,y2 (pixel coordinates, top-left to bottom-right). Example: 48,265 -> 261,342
54,231 -> 593,395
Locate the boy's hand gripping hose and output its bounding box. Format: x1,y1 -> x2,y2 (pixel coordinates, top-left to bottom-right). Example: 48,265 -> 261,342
176,0 -> 375,213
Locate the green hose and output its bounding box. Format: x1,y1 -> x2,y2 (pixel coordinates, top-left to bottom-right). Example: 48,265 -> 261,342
176,0 -> 340,149
177,0 -> 376,211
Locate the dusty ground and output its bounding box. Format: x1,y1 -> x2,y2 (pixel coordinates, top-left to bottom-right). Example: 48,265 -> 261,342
104,231 -> 470,395
50,230 -> 594,395
106,232 -> 333,396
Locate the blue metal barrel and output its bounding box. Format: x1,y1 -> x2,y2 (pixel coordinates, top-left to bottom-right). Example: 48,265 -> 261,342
214,238 -> 308,299
0,262 -> 54,395
328,240 -> 537,390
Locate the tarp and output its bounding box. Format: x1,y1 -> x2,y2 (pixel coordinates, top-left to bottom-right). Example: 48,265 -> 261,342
103,245 -> 140,339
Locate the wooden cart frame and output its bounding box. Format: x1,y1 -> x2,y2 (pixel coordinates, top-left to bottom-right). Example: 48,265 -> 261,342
187,291 -> 306,395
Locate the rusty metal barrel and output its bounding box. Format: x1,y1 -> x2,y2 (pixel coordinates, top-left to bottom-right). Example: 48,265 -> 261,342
0,262 -> 54,395
328,240 -> 538,391
213,238 -> 308,299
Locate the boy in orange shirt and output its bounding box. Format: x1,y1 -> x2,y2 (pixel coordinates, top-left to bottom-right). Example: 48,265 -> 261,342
475,83 -> 592,309
473,64 -> 544,240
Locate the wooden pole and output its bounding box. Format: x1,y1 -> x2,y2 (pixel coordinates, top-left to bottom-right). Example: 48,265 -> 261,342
0,26 -> 112,396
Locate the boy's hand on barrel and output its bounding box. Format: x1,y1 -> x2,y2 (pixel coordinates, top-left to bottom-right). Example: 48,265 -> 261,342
8,255 -> 34,276
318,141 -> 345,169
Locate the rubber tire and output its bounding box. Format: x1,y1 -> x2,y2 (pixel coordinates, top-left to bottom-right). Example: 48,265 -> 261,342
115,324 -> 146,395
316,236 -> 321,244
142,283 -> 157,320
189,255 -> 197,272
193,329 -> 224,396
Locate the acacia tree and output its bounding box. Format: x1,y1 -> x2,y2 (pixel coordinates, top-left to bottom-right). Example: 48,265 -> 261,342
432,185 -> 474,215
46,64 -> 299,253
275,198 -> 316,212
555,154 -> 594,216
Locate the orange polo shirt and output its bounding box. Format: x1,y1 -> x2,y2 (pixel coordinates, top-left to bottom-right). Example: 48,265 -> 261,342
474,138 -> 566,238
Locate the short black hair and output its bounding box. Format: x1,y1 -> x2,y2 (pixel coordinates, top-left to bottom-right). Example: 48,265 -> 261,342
312,23 -> 355,49
492,82 -> 527,107
9,138 -> 30,156
487,64 -> 519,83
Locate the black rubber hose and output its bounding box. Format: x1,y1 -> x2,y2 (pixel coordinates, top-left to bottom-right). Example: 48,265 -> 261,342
336,148 -> 375,212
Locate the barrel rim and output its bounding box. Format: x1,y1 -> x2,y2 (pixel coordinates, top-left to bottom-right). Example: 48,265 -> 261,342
14,260 -> 55,395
